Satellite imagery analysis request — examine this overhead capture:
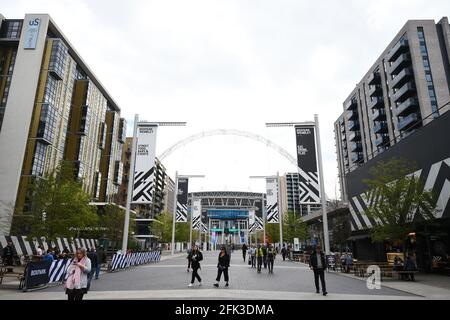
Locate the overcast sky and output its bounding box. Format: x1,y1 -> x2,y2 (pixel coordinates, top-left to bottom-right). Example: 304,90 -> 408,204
3,0 -> 450,198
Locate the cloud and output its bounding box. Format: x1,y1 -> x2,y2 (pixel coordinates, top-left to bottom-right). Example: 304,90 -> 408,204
2,0 -> 449,198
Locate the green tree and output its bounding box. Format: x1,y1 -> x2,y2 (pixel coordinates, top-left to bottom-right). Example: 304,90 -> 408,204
99,204 -> 135,251
363,158 -> 438,253
151,211 -> 195,244
17,162 -> 98,242
264,212 -> 307,244
283,211 -> 308,244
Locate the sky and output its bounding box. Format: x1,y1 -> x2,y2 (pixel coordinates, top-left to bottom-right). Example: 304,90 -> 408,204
2,0 -> 450,198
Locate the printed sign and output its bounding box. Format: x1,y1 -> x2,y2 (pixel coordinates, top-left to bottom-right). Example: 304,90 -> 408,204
295,125 -> 320,204
24,260 -> 52,290
176,178 -> 189,222
266,178 -> 279,223
24,18 -> 41,49
132,125 -> 157,203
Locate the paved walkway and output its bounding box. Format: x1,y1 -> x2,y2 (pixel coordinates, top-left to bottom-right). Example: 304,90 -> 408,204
0,251 -> 448,299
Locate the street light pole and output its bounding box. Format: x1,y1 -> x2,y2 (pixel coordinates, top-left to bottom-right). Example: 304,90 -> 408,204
122,114 -> 139,253
315,114 -> 330,255
171,171 -> 178,255
277,171 -> 283,249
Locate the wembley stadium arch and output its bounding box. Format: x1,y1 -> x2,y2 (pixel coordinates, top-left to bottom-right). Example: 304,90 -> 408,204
158,129 -> 310,248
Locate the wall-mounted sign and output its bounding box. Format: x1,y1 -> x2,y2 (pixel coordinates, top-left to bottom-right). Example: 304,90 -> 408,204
24,18 -> 41,50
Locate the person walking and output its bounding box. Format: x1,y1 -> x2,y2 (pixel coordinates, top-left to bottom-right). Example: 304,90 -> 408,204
186,246 -> 193,272
309,245 -> 327,296
86,248 -> 97,290
250,246 -> 256,268
188,245 -> 203,287
64,248 -> 92,300
242,243 -> 248,262
214,246 -> 230,287
267,243 -> 276,274
281,244 -> 287,261
256,244 -> 264,273
262,244 -> 268,269
95,246 -> 106,280
405,254 -> 417,281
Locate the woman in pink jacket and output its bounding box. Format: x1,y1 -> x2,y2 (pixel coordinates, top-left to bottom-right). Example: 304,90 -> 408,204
65,248 -> 92,300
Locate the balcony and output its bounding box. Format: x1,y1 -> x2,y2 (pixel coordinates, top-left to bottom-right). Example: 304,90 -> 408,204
373,122 -> 388,134
368,84 -> 382,97
118,118 -> 127,143
391,68 -> 413,89
391,82 -> 415,103
342,141 -> 348,150
387,39 -> 409,62
341,132 -> 346,141
349,141 -> 362,152
374,135 -> 389,147
389,53 -> 410,75
345,99 -> 358,110
340,124 -> 346,132
372,108 -> 386,121
348,121 -> 359,131
395,97 -> 419,117
347,109 -> 358,121
351,152 -> 364,163
368,71 -> 381,85
369,96 -> 384,109
348,131 -> 361,142
398,113 -> 420,132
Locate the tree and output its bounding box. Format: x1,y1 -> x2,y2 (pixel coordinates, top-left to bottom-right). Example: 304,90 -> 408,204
152,211 -> 173,243
100,204 -> 135,251
363,158 -> 438,254
151,211 -> 195,244
283,211 -> 308,244
16,162 -> 98,242
330,211 -> 351,253
263,212 -> 308,245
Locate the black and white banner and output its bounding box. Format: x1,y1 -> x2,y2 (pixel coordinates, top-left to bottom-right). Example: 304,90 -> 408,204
132,124 -> 158,203
295,125 -> 320,204
191,199 -> 202,230
109,251 -> 161,272
176,178 -> 189,222
0,236 -> 96,257
23,260 -> 52,290
266,178 -> 279,223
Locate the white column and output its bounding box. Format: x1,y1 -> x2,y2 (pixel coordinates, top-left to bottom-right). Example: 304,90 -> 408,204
277,172 -> 283,248
315,114 -> 330,255
122,114 -> 139,253
171,171 -> 178,255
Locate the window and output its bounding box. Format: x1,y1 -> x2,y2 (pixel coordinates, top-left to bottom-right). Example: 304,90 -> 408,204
2,20 -> 23,39
32,142 -> 47,177
417,27 -> 439,118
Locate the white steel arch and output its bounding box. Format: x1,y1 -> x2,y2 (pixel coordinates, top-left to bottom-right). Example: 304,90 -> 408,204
158,129 -> 297,166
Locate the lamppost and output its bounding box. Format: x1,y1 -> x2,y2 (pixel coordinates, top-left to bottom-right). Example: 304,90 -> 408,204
249,174 -> 283,246
265,114 -> 330,254
171,174 -> 205,255
122,116 -> 186,253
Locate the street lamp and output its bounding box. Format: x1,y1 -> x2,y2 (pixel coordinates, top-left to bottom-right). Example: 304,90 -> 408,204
171,174 -> 205,255
122,115 -> 186,253
249,174 -> 283,247
265,115 -> 330,254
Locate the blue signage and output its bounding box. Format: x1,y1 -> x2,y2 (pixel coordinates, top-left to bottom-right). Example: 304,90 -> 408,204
207,210 -> 249,219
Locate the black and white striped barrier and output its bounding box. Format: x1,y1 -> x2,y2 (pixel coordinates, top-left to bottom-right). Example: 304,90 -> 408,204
0,235 -> 97,257
48,258 -> 73,284
109,251 -> 161,272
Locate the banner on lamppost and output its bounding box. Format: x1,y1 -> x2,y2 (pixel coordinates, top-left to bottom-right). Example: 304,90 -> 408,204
295,125 -> 320,204
132,124 -> 158,203
248,209 -> 255,227
192,199 -> 202,230
266,178 -> 279,223
176,178 -> 189,222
